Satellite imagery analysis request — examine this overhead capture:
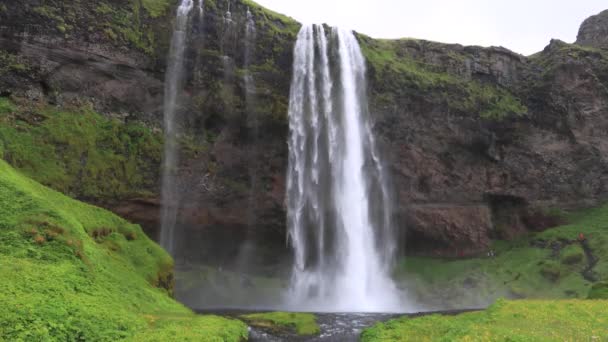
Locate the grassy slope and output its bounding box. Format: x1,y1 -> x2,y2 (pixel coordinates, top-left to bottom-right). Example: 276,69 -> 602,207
241,312 -> 320,336
361,299 -> 608,341
0,160 -> 246,341
397,204 -> 608,308
0,97 -> 161,202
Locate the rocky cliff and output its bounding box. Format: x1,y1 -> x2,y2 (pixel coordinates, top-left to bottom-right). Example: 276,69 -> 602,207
577,9 -> 608,49
1,1 -> 608,265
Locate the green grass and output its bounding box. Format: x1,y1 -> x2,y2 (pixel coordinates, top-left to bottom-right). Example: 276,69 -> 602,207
130,314 -> 248,341
361,299 -> 608,341
397,204 -> 608,308
241,312 -> 320,336
0,160 -> 247,341
0,97 -> 161,201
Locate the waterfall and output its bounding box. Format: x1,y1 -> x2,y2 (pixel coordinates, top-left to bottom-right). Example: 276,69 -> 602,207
160,0 -> 195,254
244,7 -> 256,98
286,25 -> 403,312
244,7 -> 258,228
197,0 -> 203,17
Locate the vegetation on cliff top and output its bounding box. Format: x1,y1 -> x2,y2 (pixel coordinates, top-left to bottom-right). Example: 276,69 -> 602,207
0,159 -> 247,341
361,299 -> 608,341
359,37 -> 528,121
0,96 -> 161,202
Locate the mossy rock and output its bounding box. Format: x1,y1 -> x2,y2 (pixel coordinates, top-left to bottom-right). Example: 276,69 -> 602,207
561,246 -> 584,265
540,261 -> 561,282
588,282 -> 608,299
241,312 -> 320,336
0,97 -> 162,202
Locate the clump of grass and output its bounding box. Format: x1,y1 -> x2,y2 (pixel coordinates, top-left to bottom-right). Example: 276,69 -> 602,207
0,97 -> 16,114
141,0 -> 172,18
540,260 -> 561,282
561,245 -> 584,265
588,282 -> 608,299
241,312 -> 320,336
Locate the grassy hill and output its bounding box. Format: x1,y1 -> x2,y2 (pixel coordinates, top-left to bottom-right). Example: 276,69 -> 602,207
0,160 -> 246,341
362,299 -> 608,341
397,203 -> 608,308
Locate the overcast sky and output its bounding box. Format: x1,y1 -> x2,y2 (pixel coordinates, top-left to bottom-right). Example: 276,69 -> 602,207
253,0 -> 607,55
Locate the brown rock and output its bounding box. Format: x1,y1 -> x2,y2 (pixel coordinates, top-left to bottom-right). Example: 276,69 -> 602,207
404,205 -> 492,257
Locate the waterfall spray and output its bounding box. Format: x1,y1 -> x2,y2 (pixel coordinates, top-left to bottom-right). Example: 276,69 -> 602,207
286,25 -> 404,312
160,0 -> 195,254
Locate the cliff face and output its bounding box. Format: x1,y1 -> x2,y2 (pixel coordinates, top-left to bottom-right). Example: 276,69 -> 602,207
1,2 -> 608,262
577,9 -> 608,49
361,36 -> 608,256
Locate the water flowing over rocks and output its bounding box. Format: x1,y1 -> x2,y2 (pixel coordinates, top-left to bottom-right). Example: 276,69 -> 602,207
285,25 -> 403,312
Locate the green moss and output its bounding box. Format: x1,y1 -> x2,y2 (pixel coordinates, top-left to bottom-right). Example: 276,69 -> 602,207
0,52 -> 30,76
0,160 -> 247,340
561,245 -> 584,265
28,1 -> 167,56
361,299 -> 608,341
0,97 -> 16,115
96,3 -> 114,15
467,84 -> 528,120
33,5 -> 67,33
140,0 -> 172,18
588,282 -> 608,299
102,2 -> 156,55
540,260 -> 561,282
241,312 -> 320,336
530,42 -> 608,85
0,98 -> 162,201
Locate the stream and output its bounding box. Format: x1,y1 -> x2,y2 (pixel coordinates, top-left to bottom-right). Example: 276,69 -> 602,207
196,309 -> 480,341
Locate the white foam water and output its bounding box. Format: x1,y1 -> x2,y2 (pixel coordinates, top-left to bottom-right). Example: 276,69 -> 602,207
286,25 -> 404,312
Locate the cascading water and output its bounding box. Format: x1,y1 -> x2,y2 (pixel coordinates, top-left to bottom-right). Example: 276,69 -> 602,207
244,7 -> 258,225
286,24 -> 404,312
160,0 -> 195,254
197,0 -> 203,17
244,7 -> 256,104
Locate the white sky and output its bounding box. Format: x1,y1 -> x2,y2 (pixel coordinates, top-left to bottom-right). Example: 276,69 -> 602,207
254,0 -> 607,55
